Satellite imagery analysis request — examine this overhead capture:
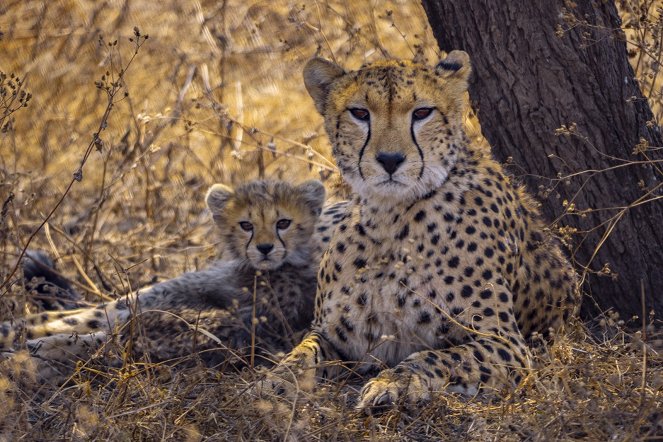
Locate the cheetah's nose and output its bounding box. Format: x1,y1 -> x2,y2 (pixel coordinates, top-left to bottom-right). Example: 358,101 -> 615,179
256,243 -> 274,255
376,152 -> 406,175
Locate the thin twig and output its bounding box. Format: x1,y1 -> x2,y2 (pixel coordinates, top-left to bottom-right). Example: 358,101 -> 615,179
0,33 -> 148,296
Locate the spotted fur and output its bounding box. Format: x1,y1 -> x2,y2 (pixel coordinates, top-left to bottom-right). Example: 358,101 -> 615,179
258,52 -> 579,412
1,180 -> 340,377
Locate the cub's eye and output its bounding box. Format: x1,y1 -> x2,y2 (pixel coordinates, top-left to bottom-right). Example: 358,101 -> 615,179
276,219 -> 292,230
412,107 -> 434,121
239,221 -> 253,232
349,108 -> 370,121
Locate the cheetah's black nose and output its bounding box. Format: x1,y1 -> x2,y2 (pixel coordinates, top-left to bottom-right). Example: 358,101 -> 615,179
376,152 -> 406,175
256,243 -> 274,255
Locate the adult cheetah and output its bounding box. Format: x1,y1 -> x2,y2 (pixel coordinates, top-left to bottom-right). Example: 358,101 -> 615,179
259,51 -> 578,412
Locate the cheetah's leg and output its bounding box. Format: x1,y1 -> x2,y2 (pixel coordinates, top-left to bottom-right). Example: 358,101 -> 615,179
26,331 -> 108,361
1,308 -> 89,348
257,330 -> 344,399
513,235 -> 579,339
357,335 -> 530,411
357,285 -> 532,413
0,332 -> 109,384
0,289 -> 151,349
1,264 -> 243,349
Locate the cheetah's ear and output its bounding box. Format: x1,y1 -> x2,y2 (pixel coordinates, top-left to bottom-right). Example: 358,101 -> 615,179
303,58 -> 346,115
206,183 -> 234,224
296,180 -> 326,216
435,50 -> 471,85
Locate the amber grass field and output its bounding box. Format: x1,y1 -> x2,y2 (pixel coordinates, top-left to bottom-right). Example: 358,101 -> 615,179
0,0 -> 662,440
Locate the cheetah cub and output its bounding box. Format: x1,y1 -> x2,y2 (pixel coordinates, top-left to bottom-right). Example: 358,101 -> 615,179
1,180 -> 328,374
258,51 -> 579,412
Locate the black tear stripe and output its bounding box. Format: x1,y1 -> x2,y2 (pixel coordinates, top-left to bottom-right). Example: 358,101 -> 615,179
357,120 -> 371,180
275,208 -> 288,259
275,229 -> 287,251
410,120 -> 426,179
245,230 -> 254,254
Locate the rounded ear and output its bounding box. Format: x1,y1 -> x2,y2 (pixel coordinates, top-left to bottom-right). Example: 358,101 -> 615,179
435,50 -> 471,84
303,58 -> 345,115
205,183 -> 234,223
296,180 -> 326,216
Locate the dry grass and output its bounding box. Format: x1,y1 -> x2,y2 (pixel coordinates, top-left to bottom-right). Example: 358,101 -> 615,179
0,319 -> 660,440
0,0 -> 662,440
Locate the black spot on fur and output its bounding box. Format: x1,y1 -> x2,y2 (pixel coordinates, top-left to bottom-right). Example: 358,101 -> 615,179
479,290 -> 492,299
497,348 -> 512,362
397,295 -> 407,308
353,258 -> 366,269
340,316 -> 354,332
418,311 -> 432,324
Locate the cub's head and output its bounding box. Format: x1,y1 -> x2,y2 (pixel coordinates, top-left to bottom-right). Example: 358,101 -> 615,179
304,51 -> 471,201
206,180 -> 326,270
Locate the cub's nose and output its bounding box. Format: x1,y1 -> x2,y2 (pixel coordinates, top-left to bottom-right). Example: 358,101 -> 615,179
256,243 -> 274,255
376,152 -> 406,175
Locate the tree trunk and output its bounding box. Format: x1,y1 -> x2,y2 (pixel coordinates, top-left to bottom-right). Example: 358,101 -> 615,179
421,0 -> 663,320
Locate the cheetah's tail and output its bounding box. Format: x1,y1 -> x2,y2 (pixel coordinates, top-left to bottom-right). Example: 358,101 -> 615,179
22,250 -> 84,310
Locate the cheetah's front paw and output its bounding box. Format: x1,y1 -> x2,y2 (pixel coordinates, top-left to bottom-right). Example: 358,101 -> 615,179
253,361 -> 316,402
356,369 -> 429,414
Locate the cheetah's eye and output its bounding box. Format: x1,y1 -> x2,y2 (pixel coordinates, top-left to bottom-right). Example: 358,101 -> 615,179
276,219 -> 292,230
239,221 -> 253,232
412,107 -> 434,121
349,108 -> 370,121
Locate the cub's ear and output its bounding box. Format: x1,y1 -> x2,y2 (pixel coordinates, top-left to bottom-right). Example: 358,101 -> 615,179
303,58 -> 345,115
296,180 -> 326,216
435,50 -> 471,84
206,183 -> 234,224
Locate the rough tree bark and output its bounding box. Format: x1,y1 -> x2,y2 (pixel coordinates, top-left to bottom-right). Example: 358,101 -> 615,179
421,0 -> 663,320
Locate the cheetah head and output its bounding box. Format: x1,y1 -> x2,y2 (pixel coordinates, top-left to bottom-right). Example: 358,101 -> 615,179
304,51 -> 471,201
206,180 -> 326,270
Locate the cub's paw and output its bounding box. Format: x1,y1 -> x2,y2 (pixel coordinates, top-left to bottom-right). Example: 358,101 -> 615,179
26,332 -> 105,360
0,350 -> 68,385
356,369 -> 428,414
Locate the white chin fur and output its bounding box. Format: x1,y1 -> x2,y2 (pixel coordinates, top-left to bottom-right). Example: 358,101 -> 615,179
252,259 -> 279,270
248,251 -> 286,270
345,164 -> 450,201
249,248 -> 309,270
